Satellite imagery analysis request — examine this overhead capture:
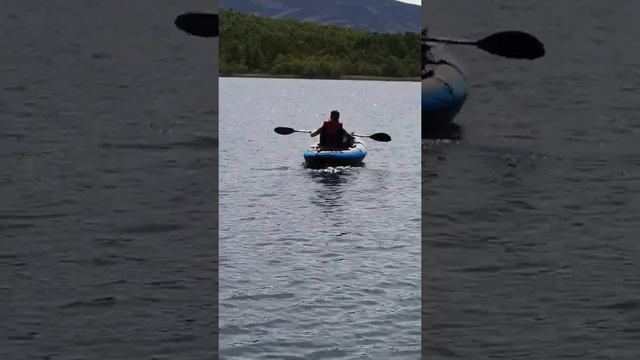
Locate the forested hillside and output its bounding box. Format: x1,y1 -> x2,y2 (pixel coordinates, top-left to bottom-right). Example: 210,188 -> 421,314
219,0 -> 421,33
219,9 -> 420,79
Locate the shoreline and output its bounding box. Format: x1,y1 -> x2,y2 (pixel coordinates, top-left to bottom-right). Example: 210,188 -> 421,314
220,73 -> 420,82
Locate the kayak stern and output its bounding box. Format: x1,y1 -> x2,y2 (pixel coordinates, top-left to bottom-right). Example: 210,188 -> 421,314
422,45 -> 468,136
303,139 -> 368,168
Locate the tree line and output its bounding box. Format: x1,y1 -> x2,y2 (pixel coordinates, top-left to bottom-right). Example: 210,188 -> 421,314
219,9 -> 420,78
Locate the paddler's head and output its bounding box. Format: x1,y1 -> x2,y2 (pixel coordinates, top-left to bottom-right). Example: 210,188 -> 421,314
330,110 -> 340,121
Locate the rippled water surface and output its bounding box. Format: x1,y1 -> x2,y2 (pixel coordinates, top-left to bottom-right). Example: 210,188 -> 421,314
424,1 -> 640,358
2,1 -> 218,359
219,78 -> 421,359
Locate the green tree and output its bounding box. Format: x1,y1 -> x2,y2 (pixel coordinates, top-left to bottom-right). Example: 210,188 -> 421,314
218,9 -> 420,78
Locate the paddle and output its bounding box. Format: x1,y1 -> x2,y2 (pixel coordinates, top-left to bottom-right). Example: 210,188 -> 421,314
424,31 -> 545,59
175,12 -> 218,37
274,127 -> 311,135
274,127 -> 391,142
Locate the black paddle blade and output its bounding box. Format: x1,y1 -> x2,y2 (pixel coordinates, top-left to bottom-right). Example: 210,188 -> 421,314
274,127 -> 295,135
477,31 -> 545,59
369,133 -> 391,142
175,13 -> 218,37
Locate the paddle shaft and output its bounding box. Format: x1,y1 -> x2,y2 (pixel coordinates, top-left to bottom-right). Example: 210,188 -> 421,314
305,131 -> 377,140
423,30 -> 545,59
289,129 -> 368,137
274,127 -> 390,142
424,37 -> 476,45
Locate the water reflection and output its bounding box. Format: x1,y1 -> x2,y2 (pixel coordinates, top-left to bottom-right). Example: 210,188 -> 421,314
423,122 -> 464,140
307,167 -> 357,210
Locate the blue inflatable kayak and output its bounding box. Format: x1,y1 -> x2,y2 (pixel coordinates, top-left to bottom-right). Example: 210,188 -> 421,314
422,45 -> 468,134
303,138 -> 367,168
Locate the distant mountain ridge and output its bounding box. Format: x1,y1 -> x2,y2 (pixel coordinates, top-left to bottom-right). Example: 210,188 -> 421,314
219,0 -> 421,33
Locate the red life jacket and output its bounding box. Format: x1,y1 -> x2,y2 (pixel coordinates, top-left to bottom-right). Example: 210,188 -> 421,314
320,119 -> 343,146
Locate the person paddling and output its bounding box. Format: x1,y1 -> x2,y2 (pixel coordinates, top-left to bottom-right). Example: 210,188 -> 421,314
422,27 -> 436,78
310,110 -> 354,149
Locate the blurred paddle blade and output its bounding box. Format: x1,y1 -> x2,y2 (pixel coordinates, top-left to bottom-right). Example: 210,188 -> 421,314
175,13 -> 218,37
477,31 -> 545,59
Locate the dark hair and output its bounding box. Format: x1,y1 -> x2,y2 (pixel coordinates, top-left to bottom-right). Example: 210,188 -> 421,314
330,110 -> 340,118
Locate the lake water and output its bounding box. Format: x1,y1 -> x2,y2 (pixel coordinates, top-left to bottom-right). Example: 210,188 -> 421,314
5,0 -> 639,359
423,1 -> 640,358
219,77 -> 421,359
2,1 -> 218,359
